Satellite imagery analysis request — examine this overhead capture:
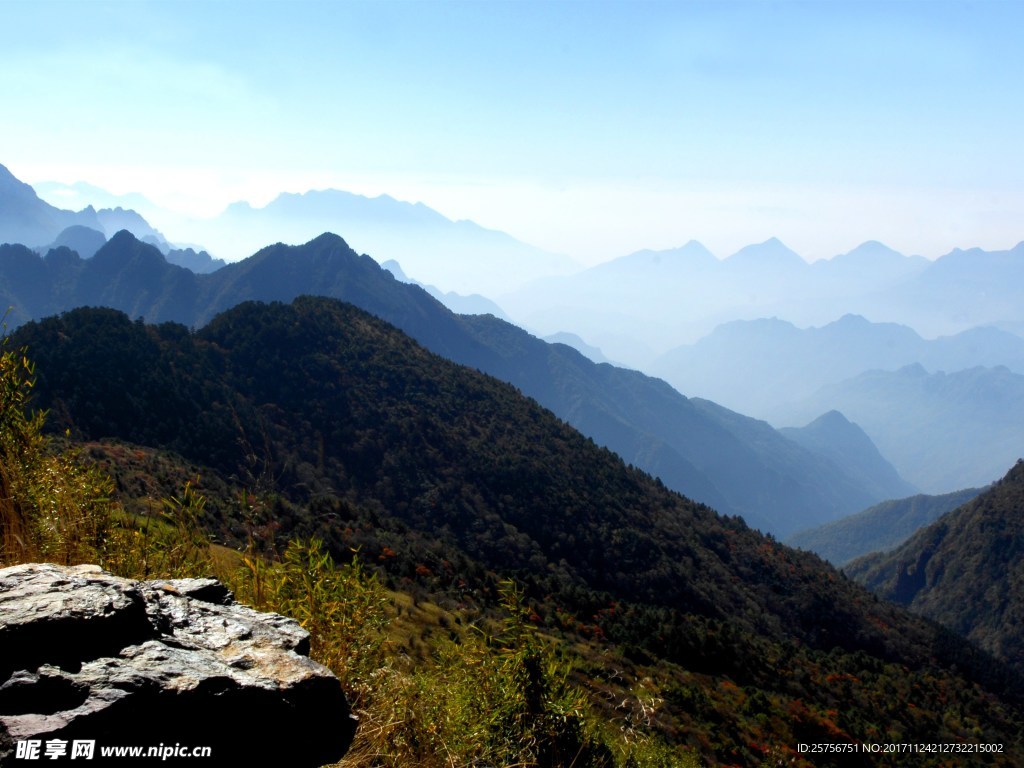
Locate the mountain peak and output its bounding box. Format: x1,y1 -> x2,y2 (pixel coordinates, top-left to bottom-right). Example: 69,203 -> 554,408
809,409 -> 852,428
898,362 -> 929,377
725,238 -> 805,268
107,228 -> 141,247
306,231 -> 353,249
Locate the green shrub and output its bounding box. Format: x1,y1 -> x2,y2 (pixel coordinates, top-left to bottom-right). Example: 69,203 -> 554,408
0,343 -> 114,566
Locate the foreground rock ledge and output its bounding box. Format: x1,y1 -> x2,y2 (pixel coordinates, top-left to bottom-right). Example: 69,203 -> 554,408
0,563 -> 356,766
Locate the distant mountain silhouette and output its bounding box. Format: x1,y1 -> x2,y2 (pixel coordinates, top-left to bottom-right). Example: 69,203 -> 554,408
33,179 -> 159,217
883,242 -> 1024,336
779,410 -> 916,501
723,237 -> 806,272
381,259 -> 508,318
0,230 -> 902,535
498,237 -> 1024,369
810,240 -> 928,285
0,163 -> 98,247
0,164 -> 183,261
847,461 -> 1024,673
162,246 -> 225,274
94,207 -> 170,249
777,363 -> 1024,492
185,188 -> 575,294
652,313 -> 1024,420
42,225 -> 107,259
786,486 -> 984,565
542,332 -> 612,364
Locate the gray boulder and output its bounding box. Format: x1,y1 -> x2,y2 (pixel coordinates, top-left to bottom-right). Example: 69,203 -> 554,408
0,563 -> 355,766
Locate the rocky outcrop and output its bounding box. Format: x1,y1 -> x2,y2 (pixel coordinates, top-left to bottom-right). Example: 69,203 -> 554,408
0,563 -> 355,766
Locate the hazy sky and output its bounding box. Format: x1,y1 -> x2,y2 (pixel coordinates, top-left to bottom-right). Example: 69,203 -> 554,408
3,0 -> 1022,264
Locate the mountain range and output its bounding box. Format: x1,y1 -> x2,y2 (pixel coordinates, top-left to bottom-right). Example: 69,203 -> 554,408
6,160 -> 1024,761
498,238 -> 1024,369
10,296 -> 1024,764
649,314 -> 1024,491
7,161 -> 1019,516
21,165 -> 575,295
775,363 -> 1024,492
0,163 -> 223,273
651,313 -> 1024,420
165,188 -> 576,295
0,230 -> 911,536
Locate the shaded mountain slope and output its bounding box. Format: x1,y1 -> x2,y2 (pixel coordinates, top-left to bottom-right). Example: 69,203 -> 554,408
10,299 -> 1024,765
197,234 -> 490,363
779,410 -> 916,502
457,312 -> 885,536
0,232 -> 903,535
787,487 -> 984,566
847,461 -> 1024,673
8,299 -> 869,630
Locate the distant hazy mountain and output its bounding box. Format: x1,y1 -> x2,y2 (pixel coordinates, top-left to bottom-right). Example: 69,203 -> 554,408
41,225 -> 107,259
651,314 -> 1024,420
162,247 -> 226,274
499,238 -> 1024,370
0,163 -> 99,247
94,207 -> 171,250
180,189 -> 575,295
809,240 -> 930,287
778,363 -> 1024,492
846,461 -> 1024,672
0,164 -> 184,261
499,238 -> 937,368
381,259 -> 508,318
779,410 -> 917,501
786,486 -> 984,566
542,332 -> 612,364
33,173 -> 573,295
0,230 -> 903,536
877,242 -> 1024,337
723,237 -> 806,272
30,224 -> 222,275
34,179 -> 161,219
500,240 -> 730,366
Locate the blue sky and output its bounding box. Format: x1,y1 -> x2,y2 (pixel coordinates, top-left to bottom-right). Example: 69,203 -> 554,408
3,0 -> 1022,263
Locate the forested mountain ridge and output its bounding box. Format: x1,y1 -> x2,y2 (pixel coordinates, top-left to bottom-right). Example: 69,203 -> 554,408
0,231 -> 909,535
9,297 -> 1024,765
786,487 -> 985,566
847,461 -> 1024,674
